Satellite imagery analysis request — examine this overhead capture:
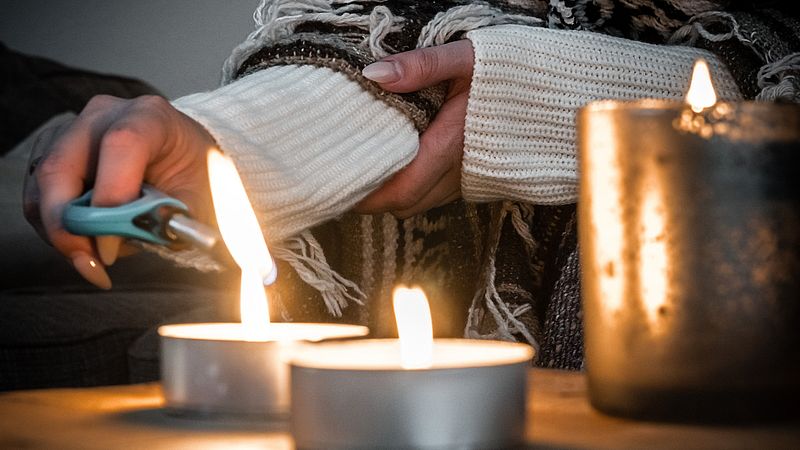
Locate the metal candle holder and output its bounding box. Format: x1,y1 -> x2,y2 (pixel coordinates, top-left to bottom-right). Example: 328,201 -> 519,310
290,338 -> 533,449
159,322 -> 368,419
578,99 -> 800,422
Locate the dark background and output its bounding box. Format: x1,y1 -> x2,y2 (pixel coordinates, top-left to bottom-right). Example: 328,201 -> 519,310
0,0 -> 257,98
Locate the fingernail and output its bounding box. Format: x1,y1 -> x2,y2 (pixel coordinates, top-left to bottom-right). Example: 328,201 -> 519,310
96,236 -> 121,266
362,61 -> 400,83
71,252 -> 112,290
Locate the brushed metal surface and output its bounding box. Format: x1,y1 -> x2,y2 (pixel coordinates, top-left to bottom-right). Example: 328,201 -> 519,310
159,323 -> 368,419
577,100 -> 800,422
291,361 -> 528,449
160,332 -> 289,418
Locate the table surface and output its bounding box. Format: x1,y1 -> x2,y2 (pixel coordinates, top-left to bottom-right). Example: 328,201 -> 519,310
0,369 -> 797,449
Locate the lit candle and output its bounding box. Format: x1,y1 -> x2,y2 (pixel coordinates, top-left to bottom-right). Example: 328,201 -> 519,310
158,149 -> 367,418
290,287 -> 533,449
578,60 -> 800,422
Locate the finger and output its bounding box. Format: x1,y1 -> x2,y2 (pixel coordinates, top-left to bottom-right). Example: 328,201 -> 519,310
132,105 -> 213,223
71,251 -> 112,290
390,92 -> 466,218
35,115 -> 113,289
354,127 -> 456,214
36,113 -> 102,259
96,236 -> 123,266
22,169 -> 46,243
355,92 -> 467,214
362,39 -> 474,93
393,168 -> 462,219
91,97 -> 170,265
36,96 -> 126,255
354,131 -> 447,214
23,116 -> 76,243
92,98 -> 169,207
168,184 -> 213,224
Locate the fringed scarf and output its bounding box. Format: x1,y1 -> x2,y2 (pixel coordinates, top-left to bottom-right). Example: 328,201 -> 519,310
164,0 -> 800,370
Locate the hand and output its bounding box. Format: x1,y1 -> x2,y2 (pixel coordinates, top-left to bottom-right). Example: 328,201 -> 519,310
356,39 -> 474,218
23,95 -> 216,289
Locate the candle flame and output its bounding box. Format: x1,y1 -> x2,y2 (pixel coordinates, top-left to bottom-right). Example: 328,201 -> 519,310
686,59 -> 717,113
240,268 -> 270,338
207,149 -> 272,335
393,286 -> 433,369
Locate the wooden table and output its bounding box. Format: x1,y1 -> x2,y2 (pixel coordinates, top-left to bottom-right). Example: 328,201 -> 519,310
0,369 -> 797,449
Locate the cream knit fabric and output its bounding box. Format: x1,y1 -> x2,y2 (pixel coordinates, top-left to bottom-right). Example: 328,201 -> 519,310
462,25 -> 742,204
172,26 -> 744,246
172,64 -> 419,244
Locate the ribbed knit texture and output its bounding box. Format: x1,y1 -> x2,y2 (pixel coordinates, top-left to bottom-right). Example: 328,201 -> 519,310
172,65 -> 418,244
462,25 -> 743,204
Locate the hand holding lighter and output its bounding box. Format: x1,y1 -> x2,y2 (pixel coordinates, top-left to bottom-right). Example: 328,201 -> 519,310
62,185 -> 277,284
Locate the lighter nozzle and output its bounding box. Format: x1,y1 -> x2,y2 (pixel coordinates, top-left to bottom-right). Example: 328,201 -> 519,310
167,214 -> 278,285
166,214 -> 218,251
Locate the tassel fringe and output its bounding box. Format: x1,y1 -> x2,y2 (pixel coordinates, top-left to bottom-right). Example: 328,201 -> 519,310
378,212 -> 399,303
223,0 -> 402,83
465,202 -> 540,353
359,214 -> 376,300
216,1 -> 549,329
417,2 -> 542,48
756,52 -> 800,102
670,12 -> 800,103
668,11 -> 751,47
273,231 -> 365,317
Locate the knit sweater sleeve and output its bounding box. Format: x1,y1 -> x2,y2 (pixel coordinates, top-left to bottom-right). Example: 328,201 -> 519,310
168,2 -> 454,245
461,25 -> 743,205
172,65 -> 418,245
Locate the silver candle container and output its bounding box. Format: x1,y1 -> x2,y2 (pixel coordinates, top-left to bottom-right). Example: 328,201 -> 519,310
578,99 -> 800,422
159,323 -> 368,418
290,339 -> 533,449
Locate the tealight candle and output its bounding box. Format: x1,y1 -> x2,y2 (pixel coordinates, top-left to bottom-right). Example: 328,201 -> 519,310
578,60 -> 800,421
159,322 -> 367,418
290,287 -> 534,449
159,149 -> 367,418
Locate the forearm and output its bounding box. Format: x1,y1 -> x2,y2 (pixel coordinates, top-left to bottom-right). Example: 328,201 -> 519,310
170,1 -> 546,242
461,25 -> 742,205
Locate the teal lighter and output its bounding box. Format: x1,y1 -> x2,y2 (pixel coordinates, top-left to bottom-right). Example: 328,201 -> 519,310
63,185 -> 278,284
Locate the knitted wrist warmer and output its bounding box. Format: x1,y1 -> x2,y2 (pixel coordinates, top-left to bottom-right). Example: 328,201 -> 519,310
172,64 -> 418,244
462,25 -> 742,205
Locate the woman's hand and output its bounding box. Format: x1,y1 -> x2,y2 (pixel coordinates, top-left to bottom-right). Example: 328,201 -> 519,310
23,95 -> 216,289
356,39 -> 474,218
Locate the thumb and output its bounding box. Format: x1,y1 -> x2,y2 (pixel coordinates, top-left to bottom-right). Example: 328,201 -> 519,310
362,39 -> 474,93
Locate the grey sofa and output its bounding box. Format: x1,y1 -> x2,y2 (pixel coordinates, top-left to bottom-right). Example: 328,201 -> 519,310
0,122 -> 239,390
0,46 -> 239,390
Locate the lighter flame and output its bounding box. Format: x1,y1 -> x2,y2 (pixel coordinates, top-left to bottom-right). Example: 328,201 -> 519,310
686,59 -> 717,113
207,149 -> 272,334
240,268 -> 270,337
393,286 -> 433,369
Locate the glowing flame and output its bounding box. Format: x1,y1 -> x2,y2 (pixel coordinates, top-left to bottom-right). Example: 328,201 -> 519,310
686,59 -> 717,113
207,149 -> 272,335
586,113 -> 625,316
239,268 -> 270,337
393,286 -> 433,369
639,176 -> 669,332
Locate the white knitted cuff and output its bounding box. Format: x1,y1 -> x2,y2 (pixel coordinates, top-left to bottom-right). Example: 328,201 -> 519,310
463,25 -> 741,204
173,65 -> 418,244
